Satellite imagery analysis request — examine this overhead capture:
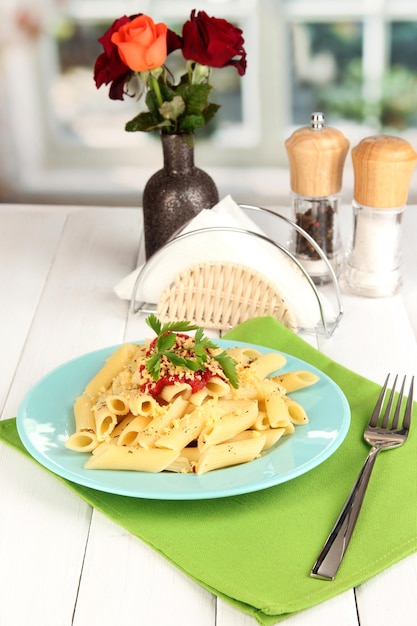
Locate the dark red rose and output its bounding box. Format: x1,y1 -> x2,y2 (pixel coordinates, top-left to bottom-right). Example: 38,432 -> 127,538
166,28 -> 182,55
94,16 -> 133,100
181,10 -> 247,76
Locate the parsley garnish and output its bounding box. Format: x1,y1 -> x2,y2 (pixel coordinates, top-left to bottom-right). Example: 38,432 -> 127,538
145,314 -> 239,388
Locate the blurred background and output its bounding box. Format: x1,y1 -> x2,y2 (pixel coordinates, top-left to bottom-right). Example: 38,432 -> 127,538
2,0 -> 417,208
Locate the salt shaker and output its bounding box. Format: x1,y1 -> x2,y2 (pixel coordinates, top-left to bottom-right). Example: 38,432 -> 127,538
285,112 -> 350,284
342,135 -> 417,297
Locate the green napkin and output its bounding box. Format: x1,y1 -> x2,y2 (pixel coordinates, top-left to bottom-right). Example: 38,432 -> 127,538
1,317 -> 416,625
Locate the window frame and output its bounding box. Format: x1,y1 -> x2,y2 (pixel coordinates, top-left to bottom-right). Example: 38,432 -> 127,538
2,0 -> 417,205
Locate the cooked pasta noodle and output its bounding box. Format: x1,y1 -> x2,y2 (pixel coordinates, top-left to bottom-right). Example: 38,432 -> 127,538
93,401 -> 118,442
129,393 -> 158,416
105,394 -> 130,416
85,343 -> 138,398
65,395 -> 98,453
196,435 -> 267,475
271,370 -> 320,393
117,415 -> 152,447
198,400 -> 258,451
66,334 -> 319,474
204,376 -> 232,397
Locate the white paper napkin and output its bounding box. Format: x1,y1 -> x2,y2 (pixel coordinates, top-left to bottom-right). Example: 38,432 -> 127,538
114,195 -> 337,330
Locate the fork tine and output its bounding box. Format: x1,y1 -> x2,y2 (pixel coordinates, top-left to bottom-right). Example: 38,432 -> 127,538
391,376 -> 406,429
402,376 -> 414,431
369,374 -> 390,427
381,374 -> 398,428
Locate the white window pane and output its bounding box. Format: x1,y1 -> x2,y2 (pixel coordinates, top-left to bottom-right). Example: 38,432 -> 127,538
289,22 -> 363,125
387,21 -> 417,129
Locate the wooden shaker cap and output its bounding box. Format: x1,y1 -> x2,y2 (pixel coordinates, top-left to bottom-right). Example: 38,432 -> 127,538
285,114 -> 350,197
352,135 -> 417,208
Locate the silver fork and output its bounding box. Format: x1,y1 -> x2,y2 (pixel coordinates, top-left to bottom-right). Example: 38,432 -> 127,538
310,374 -> 414,581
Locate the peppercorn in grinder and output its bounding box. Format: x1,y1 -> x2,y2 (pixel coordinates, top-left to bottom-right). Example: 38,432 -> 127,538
342,135 -> 417,297
285,112 -> 349,284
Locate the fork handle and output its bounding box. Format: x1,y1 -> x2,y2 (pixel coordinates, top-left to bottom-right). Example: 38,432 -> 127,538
310,446 -> 380,580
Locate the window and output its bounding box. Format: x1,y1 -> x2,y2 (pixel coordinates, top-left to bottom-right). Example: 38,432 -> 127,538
284,0 -> 417,137
2,0 -> 417,206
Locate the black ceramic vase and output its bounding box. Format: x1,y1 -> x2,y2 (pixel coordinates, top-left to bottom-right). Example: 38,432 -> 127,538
142,132 -> 219,258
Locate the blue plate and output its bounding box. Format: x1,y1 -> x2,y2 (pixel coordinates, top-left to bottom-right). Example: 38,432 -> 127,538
17,340 -> 350,500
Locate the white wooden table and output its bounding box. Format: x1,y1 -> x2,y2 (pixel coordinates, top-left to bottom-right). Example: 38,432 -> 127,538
0,202 -> 416,626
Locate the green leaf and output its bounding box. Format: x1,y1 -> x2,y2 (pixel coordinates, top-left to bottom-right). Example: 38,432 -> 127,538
146,353 -> 161,380
159,96 -> 186,121
143,315 -> 239,387
214,352 -> 239,389
157,332 -> 176,353
160,320 -> 199,334
146,314 -> 161,335
185,84 -> 212,115
178,114 -> 206,132
145,89 -> 160,117
200,336 -> 218,350
184,358 -> 205,371
159,82 -> 176,102
125,111 -> 162,132
203,102 -> 221,125
164,352 -> 202,371
194,327 -> 204,343
163,351 -> 187,367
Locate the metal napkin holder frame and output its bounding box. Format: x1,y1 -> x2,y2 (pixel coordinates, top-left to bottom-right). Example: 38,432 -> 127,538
130,204 -> 343,338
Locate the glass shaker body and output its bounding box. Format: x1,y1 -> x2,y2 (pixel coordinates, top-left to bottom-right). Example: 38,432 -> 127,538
342,201 -> 404,297
291,193 -> 343,285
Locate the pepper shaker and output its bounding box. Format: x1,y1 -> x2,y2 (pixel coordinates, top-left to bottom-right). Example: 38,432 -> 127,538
342,135 -> 417,297
285,112 -> 350,284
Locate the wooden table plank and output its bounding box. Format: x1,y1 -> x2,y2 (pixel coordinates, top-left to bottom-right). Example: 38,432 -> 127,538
0,204 -> 415,626
0,206 -> 66,411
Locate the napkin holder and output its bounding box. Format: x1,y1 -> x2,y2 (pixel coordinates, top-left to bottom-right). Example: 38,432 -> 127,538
130,205 -> 343,337
156,261 -> 298,332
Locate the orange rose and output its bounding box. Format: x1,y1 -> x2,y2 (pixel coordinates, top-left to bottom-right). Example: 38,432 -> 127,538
111,14 -> 168,72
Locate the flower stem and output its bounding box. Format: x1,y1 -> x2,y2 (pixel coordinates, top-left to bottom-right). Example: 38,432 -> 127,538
149,72 -> 163,106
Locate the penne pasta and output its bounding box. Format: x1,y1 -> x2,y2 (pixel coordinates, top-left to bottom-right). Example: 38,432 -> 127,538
159,382 -> 192,402
85,343 -> 137,399
155,402 -> 212,451
66,327 -> 319,475
226,347 -> 263,363
165,455 -> 193,473
65,430 -> 98,453
128,393 -> 159,416
258,427 -> 286,450
84,442 -> 179,472
271,370 -> 320,393
283,422 -> 295,435
196,435 -> 266,475
225,430 -> 263,443
283,396 -> 309,424
188,387 -> 209,406
117,415 -> 152,446
73,394 -> 95,432
198,400 -> 258,451
93,400 -> 118,441
105,394 -> 130,416
135,396 -> 189,448
110,414 -> 135,443
178,445 -> 201,464
251,410 -> 270,431
221,386 -> 259,401
263,388 -> 292,428
246,352 -> 287,380
205,376 -> 232,398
